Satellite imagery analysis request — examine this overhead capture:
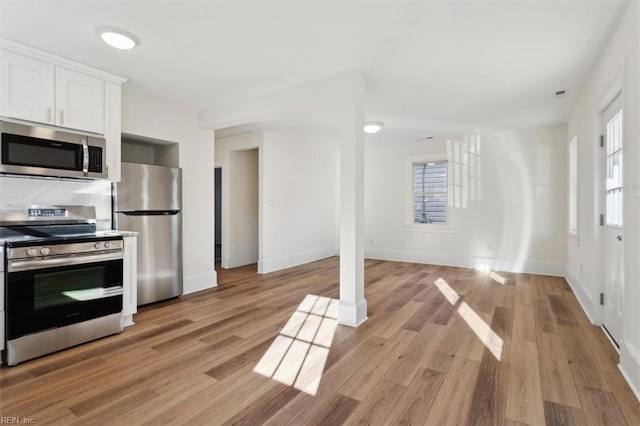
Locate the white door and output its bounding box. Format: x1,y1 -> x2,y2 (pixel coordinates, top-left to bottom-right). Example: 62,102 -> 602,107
602,93 -> 624,346
0,50 -> 55,124
55,67 -> 105,134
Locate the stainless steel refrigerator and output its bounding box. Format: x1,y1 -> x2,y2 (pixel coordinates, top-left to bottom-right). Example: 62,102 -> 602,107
113,162 -> 183,305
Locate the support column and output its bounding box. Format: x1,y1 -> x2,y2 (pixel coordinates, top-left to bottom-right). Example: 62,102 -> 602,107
338,83 -> 367,327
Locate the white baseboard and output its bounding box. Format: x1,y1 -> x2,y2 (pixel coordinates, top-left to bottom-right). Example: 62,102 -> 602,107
338,299 -> 368,327
121,314 -> 134,328
620,342 -> 640,402
564,265 -> 600,324
364,248 -> 566,276
183,270 -> 217,295
259,248 -> 335,274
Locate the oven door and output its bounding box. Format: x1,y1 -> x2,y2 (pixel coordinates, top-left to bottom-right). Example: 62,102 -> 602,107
6,252 -> 123,340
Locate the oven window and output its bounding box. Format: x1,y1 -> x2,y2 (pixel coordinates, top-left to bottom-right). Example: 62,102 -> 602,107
6,258 -> 123,340
34,265 -> 110,309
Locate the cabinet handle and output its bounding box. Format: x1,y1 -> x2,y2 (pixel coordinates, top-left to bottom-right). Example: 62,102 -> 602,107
47,107 -> 52,123
59,109 -> 65,125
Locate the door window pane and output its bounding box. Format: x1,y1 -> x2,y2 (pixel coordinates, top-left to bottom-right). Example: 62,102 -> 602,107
605,110 -> 623,226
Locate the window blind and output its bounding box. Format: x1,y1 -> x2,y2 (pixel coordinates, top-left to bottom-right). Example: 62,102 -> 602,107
413,161 -> 447,224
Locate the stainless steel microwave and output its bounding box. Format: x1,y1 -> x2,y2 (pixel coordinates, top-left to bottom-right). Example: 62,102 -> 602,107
0,120 -> 107,180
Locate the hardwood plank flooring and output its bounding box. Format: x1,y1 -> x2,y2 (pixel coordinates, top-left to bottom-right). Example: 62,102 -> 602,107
1,258 -> 639,425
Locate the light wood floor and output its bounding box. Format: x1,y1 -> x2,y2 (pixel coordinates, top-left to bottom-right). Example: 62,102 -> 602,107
1,258 -> 639,425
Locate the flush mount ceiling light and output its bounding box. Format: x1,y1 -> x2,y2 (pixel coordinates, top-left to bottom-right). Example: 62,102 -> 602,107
97,27 -> 138,50
363,121 -> 383,134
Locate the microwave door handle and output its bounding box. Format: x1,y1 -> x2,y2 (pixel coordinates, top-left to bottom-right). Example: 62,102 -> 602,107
82,138 -> 89,176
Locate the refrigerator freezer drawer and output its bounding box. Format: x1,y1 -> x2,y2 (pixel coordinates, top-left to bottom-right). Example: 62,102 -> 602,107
115,212 -> 183,305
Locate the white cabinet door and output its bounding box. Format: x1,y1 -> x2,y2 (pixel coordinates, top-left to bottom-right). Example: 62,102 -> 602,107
0,50 -> 55,124
122,235 -> 138,327
1,245 -> 4,352
55,67 -> 104,134
104,81 -> 122,181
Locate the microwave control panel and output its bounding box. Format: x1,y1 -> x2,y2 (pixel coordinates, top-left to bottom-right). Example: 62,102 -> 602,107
88,146 -> 103,173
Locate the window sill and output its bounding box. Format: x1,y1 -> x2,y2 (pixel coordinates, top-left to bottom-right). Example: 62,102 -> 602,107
404,224 -> 457,234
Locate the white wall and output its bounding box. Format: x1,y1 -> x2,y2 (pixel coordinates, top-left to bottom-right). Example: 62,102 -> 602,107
364,125 -> 567,275
260,126 -> 338,273
121,88 -> 217,294
566,0 -> 640,397
0,177 -> 112,229
228,148 -> 259,267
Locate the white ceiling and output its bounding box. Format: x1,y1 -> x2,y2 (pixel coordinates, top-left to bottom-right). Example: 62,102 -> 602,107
0,1 -> 627,131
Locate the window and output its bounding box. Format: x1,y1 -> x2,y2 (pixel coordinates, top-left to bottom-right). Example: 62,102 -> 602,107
568,135 -> 578,234
605,109 -> 623,227
412,160 -> 448,225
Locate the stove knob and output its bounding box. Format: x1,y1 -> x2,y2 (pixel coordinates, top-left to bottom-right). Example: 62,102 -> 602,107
40,247 -> 50,256
95,242 -> 103,250
104,242 -> 111,249
27,248 -> 37,256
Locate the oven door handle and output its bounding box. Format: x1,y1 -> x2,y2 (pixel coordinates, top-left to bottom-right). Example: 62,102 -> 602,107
8,250 -> 123,272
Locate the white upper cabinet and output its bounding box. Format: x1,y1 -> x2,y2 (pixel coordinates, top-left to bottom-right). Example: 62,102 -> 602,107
1,50 -> 55,125
55,67 -> 104,134
1,52 -> 105,134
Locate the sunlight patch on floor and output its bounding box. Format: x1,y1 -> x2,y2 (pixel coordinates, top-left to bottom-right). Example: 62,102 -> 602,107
434,278 -> 460,305
254,294 -> 338,395
488,271 -> 507,285
457,302 -> 503,360
474,264 -> 508,285
434,277 -> 504,360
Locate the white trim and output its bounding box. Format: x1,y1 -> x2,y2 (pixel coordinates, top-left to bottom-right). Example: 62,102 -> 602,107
121,315 -> 134,328
567,134 -> 579,237
338,299 -> 368,327
403,223 -> 457,234
566,230 -> 580,245
365,247 -> 565,276
1,37 -> 127,84
619,343 -> 640,403
564,265 -> 601,324
258,248 -> 335,274
183,270 -> 217,295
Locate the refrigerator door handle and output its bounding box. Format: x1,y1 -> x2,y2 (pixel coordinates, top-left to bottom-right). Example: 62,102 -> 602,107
119,210 -> 181,216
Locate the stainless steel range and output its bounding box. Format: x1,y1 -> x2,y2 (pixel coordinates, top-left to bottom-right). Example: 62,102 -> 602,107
1,205 -> 124,366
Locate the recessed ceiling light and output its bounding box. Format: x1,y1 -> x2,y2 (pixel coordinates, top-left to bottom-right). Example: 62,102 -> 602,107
98,27 -> 138,50
364,121 -> 383,134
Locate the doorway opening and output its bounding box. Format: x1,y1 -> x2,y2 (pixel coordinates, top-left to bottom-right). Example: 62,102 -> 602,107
215,166 -> 222,267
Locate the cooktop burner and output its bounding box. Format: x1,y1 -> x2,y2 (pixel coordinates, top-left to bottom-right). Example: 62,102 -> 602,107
0,205 -> 121,247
